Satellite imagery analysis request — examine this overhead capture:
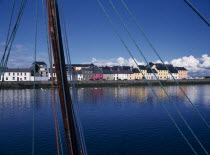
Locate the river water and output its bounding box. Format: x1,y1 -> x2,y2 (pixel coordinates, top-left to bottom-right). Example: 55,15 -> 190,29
0,85 -> 210,155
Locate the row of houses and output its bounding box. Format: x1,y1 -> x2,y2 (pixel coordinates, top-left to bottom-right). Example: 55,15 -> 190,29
0,61 -> 188,82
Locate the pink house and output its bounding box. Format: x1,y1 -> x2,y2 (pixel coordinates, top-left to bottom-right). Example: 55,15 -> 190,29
92,66 -> 103,80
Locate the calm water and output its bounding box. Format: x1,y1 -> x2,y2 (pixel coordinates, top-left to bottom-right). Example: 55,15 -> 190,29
0,85 -> 210,155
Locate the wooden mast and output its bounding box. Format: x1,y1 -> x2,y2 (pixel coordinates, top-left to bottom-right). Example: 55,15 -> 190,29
46,0 -> 79,154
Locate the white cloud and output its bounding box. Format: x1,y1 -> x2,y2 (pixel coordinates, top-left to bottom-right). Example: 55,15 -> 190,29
170,54 -> 210,75
89,57 -> 144,67
87,54 -> 210,75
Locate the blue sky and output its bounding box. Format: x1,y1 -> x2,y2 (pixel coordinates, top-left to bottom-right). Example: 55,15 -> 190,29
0,0 -> 210,75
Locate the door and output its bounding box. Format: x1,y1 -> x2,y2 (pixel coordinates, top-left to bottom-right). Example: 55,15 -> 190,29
17,77 -> 19,81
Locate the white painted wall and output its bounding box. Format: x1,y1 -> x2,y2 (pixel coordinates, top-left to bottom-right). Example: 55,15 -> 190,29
0,72 -> 32,81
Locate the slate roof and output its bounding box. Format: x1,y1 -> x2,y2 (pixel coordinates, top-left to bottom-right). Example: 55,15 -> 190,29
156,66 -> 168,70
138,65 -> 147,70
49,68 -> 56,73
175,67 -> 187,71
147,68 -> 157,73
32,61 -> 47,66
122,66 -> 132,71
6,68 -> 32,72
71,64 -> 94,67
93,66 -> 102,74
169,67 -> 178,73
132,68 -> 140,73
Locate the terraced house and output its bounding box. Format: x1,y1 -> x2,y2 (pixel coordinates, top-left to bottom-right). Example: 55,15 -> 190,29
175,67 -> 188,79
0,68 -> 33,81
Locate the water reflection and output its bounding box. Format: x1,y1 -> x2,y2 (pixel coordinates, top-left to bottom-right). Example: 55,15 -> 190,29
0,85 -> 210,154
76,85 -> 194,105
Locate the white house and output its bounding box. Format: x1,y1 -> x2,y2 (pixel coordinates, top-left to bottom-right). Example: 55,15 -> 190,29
73,70 -> 83,81
168,67 -> 178,80
0,68 -> 32,81
146,68 -> 158,80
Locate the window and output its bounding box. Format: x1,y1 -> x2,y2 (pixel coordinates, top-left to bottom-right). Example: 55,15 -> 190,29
17,73 -> 19,76
24,77 -> 26,80
13,73 -> 15,75
9,73 -> 10,76
25,73 -> 26,76
5,77 -> 8,81
21,73 -> 22,76
13,77 -> 15,80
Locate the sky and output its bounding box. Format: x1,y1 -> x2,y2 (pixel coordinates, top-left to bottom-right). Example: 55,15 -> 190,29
0,0 -> 210,76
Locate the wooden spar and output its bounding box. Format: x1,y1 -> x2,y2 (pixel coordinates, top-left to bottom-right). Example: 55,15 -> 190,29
46,0 -> 79,155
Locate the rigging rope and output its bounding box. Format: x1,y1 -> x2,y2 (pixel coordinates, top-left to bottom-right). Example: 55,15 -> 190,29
184,0 -> 210,27
0,0 -> 27,84
57,0 -> 87,154
97,0 -> 199,154
32,0 -> 39,154
119,0 -> 210,129
107,1 -> 208,154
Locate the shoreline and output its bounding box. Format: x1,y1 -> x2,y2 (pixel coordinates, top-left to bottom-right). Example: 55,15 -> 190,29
0,79 -> 210,89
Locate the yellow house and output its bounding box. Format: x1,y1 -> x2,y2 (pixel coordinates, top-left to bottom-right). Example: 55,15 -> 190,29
132,65 -> 147,80
151,64 -> 168,80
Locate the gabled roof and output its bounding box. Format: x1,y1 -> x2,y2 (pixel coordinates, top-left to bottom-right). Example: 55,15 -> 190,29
32,61 -> 47,66
6,68 -> 32,72
147,68 -> 157,73
132,68 -> 140,73
73,70 -> 82,75
93,66 -> 102,74
102,70 -> 113,74
169,67 -> 178,73
122,66 -> 132,71
49,68 -> 56,73
156,66 -> 168,70
175,67 -> 187,71
138,65 -> 146,70
71,63 -> 94,67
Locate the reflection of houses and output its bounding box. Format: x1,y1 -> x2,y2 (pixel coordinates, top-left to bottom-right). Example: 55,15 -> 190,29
0,68 -> 33,81
178,86 -> 188,99
128,87 -> 148,101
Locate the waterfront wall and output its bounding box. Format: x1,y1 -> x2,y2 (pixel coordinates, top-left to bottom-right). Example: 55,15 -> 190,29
1,79 -> 210,89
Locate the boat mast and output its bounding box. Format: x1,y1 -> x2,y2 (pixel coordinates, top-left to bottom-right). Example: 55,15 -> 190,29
46,0 -> 79,154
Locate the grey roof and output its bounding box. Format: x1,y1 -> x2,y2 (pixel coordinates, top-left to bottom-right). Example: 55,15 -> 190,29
49,68 -> 56,73
132,68 -> 140,73
175,67 -> 187,71
93,66 -> 102,74
156,66 -> 168,70
122,66 -> 132,70
169,67 -> 178,73
33,61 -> 47,66
73,70 -> 82,75
138,65 -> 147,70
102,70 -> 113,74
71,64 -> 94,67
6,68 -> 32,72
147,68 -> 157,73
